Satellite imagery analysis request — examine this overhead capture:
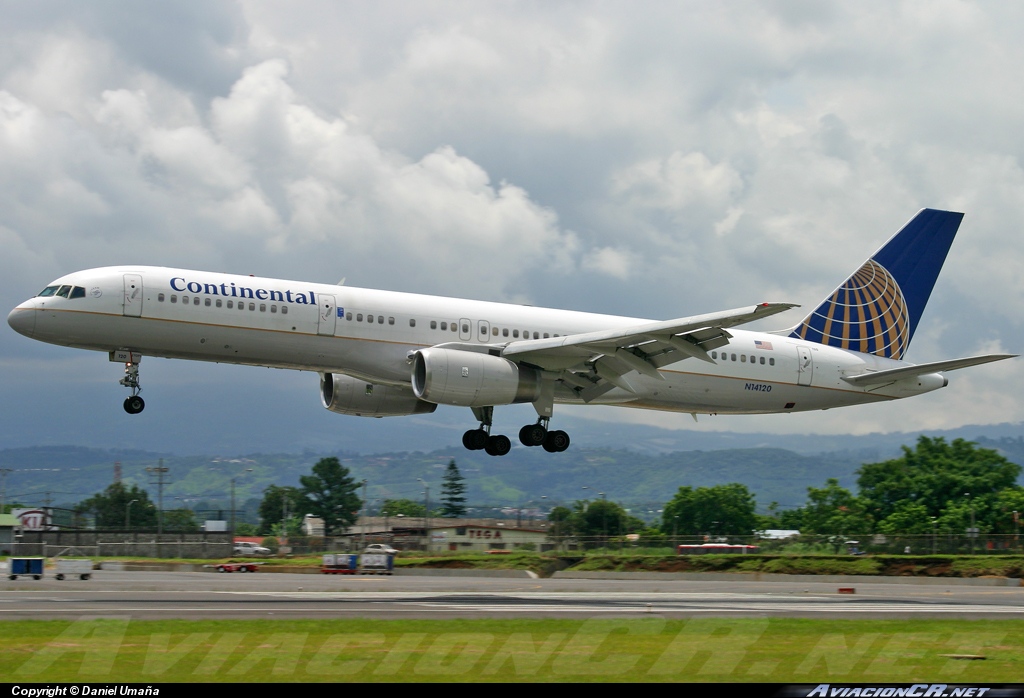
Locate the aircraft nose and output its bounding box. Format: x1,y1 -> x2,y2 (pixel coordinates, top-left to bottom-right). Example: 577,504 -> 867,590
7,306 -> 36,338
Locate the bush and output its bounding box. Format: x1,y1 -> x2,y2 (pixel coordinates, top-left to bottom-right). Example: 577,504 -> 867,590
261,536 -> 280,554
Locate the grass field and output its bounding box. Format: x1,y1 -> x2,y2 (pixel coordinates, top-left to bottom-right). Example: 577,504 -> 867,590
3,617 -> 1022,682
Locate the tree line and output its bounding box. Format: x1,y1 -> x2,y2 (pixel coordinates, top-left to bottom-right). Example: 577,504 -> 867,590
548,437 -> 1024,539
72,456 -> 468,536
772,437 -> 1024,535
67,437 -> 1022,539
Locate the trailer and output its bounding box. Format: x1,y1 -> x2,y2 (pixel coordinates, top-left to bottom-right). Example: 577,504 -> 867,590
320,553 -> 394,575
207,562 -> 263,573
8,557 -> 44,580
321,553 -> 359,574
54,559 -> 93,581
677,544 -> 761,555
359,552 -> 394,575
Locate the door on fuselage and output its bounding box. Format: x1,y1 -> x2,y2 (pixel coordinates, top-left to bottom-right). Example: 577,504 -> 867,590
797,346 -> 814,386
123,274 -> 143,317
459,318 -> 472,341
478,320 -> 490,343
317,295 -> 337,336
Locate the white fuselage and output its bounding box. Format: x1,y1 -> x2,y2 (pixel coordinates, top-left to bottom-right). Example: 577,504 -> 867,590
7,266 -> 947,416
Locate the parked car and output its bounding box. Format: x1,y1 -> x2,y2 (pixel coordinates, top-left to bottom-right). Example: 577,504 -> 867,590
233,541 -> 271,556
363,543 -> 398,555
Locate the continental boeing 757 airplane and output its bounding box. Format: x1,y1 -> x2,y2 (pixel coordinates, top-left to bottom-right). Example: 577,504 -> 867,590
7,209 -> 1015,456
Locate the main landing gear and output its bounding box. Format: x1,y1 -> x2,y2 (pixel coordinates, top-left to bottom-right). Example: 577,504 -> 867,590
518,417 -> 570,453
117,354 -> 145,414
462,406 -> 512,456
462,410 -> 570,457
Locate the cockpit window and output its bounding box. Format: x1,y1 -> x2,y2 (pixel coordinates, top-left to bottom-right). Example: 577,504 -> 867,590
37,284 -> 87,299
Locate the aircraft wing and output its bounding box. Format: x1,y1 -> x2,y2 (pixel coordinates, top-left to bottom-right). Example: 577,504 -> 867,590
501,302 -> 798,400
840,354 -> 1017,386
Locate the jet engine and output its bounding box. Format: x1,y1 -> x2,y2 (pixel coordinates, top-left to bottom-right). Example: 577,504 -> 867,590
411,347 -> 540,407
320,373 -> 437,417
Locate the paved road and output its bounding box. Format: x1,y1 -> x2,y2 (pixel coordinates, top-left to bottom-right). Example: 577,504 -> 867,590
2,570 -> 1022,620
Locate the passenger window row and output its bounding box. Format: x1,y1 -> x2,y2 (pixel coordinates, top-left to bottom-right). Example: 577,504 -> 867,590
496,327 -> 555,339
711,350 -> 775,366
157,293 -> 288,314
343,312 -> 560,340
345,312 -> 396,326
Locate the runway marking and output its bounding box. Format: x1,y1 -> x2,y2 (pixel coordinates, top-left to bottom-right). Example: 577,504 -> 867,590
213,591 -> 841,600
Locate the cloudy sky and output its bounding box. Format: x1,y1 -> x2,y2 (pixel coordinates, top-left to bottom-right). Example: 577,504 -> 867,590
1,1 -> 1022,454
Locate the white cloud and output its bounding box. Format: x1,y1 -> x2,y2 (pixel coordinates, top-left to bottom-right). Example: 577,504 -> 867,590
611,152 -> 743,218
582,247 -> 636,280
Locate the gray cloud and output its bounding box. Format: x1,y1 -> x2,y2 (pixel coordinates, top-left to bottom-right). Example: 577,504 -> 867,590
1,1 -> 1020,446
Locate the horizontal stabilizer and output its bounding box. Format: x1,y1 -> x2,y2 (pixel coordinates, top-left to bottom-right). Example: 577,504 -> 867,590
841,354 -> 1017,386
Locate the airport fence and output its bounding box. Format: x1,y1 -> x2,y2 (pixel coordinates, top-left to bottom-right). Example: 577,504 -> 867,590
8,530 -> 233,559
6,531 -> 1022,559
543,533 -> 1024,556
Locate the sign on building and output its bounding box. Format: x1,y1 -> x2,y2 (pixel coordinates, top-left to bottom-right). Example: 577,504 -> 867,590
12,508 -> 54,531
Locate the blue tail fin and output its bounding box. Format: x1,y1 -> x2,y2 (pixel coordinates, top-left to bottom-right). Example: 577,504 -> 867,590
788,209 -> 963,359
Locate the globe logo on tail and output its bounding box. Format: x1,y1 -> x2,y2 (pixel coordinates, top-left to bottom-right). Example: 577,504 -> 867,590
791,259 -> 910,359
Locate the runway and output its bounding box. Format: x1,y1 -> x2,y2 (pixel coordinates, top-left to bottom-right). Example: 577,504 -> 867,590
2,570 -> 1022,620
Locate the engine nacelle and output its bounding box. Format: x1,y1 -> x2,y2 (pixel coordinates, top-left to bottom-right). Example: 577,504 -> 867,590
411,347 -> 541,407
320,373 -> 437,418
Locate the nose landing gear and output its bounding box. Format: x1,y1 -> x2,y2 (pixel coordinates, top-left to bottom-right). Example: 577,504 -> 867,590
112,350 -> 145,414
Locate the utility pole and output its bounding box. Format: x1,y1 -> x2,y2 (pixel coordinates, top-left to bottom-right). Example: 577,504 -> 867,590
146,459 -> 169,535
0,468 -> 12,514
282,494 -> 290,541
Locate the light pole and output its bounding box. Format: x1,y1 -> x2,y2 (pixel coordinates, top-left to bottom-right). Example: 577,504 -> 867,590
1014,510 -> 1020,551
394,513 -> 404,545
229,469 -> 253,536
580,486 -> 608,546
535,495 -> 548,525
126,499 -> 139,529
417,478 -> 430,551
965,492 -> 977,554
360,480 -> 368,551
